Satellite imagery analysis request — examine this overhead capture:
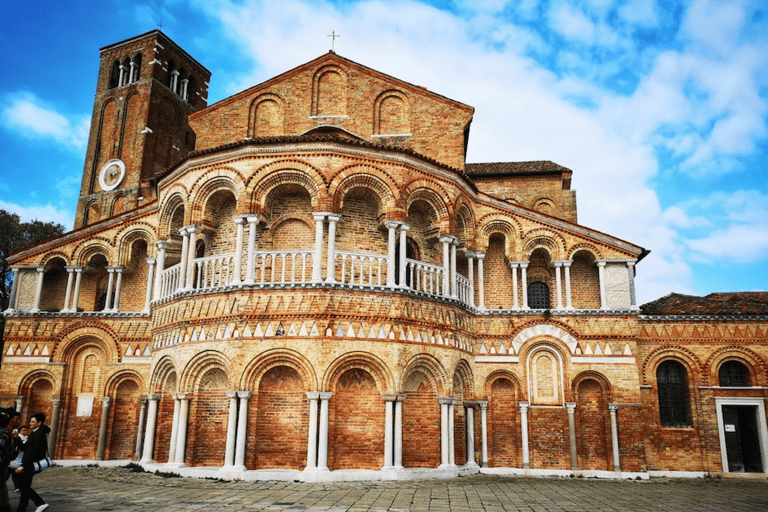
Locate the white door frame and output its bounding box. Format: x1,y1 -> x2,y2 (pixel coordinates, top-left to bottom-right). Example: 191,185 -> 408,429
714,396 -> 768,474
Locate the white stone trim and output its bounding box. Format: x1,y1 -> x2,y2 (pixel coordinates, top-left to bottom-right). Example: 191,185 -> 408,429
714,396 -> 768,474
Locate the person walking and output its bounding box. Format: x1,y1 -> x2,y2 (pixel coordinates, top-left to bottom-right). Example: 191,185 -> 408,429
14,413 -> 49,512
0,414 -> 16,512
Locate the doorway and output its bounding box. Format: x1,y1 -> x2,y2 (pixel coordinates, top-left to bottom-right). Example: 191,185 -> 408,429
716,397 -> 768,474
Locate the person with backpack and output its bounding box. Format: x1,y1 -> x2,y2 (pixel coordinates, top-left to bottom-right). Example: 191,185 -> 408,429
0,414 -> 17,512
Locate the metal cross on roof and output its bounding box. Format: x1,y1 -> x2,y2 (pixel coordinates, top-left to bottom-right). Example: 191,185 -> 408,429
327,30 -> 341,51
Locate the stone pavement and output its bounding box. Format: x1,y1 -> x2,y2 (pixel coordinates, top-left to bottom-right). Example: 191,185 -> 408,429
9,466 -> 768,511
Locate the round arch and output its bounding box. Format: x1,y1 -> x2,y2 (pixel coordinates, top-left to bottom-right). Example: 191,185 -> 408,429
322,351 -> 394,394
241,348 -> 318,391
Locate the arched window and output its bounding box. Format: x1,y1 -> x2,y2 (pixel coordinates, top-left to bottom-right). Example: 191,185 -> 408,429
528,281 -> 550,309
657,360 -> 690,427
719,360 -> 750,387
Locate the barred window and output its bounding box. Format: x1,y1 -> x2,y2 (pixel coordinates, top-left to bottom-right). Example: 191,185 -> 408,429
719,360 -> 750,387
528,282 -> 550,309
657,361 -> 690,427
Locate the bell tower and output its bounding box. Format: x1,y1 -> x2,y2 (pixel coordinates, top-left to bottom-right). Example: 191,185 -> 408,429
74,30 -> 211,229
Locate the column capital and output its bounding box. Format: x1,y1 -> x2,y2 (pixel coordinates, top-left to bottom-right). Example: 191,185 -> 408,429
565,402 -> 577,413
384,220 -> 400,230
146,258 -> 156,266
477,400 -> 489,410
508,261 -> 519,269
65,265 -> 84,272
475,251 -> 485,260
156,241 -> 171,251
147,393 -> 162,401
438,397 -> 457,406
246,214 -> 259,224
226,390 -> 238,399
319,391 -> 333,400
608,403 -> 619,412
518,261 -> 529,269
326,213 -> 342,222
382,393 -> 398,402
397,222 -> 411,232
102,396 -> 112,407
185,225 -> 203,235
178,226 -> 189,236
518,401 -> 530,411
108,266 -> 124,273
552,260 -> 564,267
463,249 -> 476,258
558,259 -> 573,267
312,212 -> 328,222
139,397 -> 148,406
306,391 -> 320,400
233,215 -> 248,225
596,260 -> 607,267
438,234 -> 458,244
236,390 -> 252,400
396,394 -> 407,402
175,392 -> 191,400
463,400 -> 478,408
50,397 -> 62,406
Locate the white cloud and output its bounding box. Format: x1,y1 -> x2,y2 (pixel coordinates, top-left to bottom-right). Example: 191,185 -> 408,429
0,91 -> 89,153
548,2 -> 596,44
0,199 -> 73,231
617,0 -> 659,29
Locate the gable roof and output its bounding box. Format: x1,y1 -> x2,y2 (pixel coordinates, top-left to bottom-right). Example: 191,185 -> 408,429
640,292 -> 768,316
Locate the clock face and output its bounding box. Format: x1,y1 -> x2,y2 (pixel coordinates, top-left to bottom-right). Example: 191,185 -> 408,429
99,159 -> 126,191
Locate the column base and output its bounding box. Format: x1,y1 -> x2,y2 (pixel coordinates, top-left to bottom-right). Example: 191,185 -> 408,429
166,462 -> 186,468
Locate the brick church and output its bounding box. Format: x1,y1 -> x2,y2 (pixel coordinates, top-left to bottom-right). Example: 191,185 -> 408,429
2,30 -> 767,480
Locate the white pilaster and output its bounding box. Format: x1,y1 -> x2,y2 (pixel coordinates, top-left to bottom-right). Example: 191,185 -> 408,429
112,267 -> 124,312
465,251 -> 475,308
167,395 -> 181,464
383,394 -> 396,469
476,252 -> 486,310
439,235 -> 452,297
465,402 -> 477,466
325,213 -> 341,283
566,402 -> 577,470
597,261 -> 608,309
305,392 -> 320,470
554,261 -> 564,310
141,394 -> 161,463
510,262 -> 519,309
153,242 -> 168,301
63,267 -> 75,312
185,226 -> 201,291
519,401 -> 530,469
234,391 -> 251,470
609,403 -> 621,472
104,267 -> 116,311
438,397 -> 451,467
134,398 -> 148,461
5,267 -> 19,313
72,267 -> 83,312
564,260 -> 573,309
450,237 -> 458,297
96,397 -> 111,460
398,223 -> 410,288
177,226 -> 190,291
174,393 -> 191,465
31,266 -> 44,313
478,401 -> 489,468
520,262 -> 529,309
394,394 -> 405,468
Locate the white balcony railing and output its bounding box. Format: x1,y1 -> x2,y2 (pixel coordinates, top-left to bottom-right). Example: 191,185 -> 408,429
157,249 -> 471,307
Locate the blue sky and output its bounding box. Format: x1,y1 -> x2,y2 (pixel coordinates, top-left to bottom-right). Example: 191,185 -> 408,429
0,0 -> 766,304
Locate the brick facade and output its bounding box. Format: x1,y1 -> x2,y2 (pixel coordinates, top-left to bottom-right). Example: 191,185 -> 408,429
2,30 -> 767,481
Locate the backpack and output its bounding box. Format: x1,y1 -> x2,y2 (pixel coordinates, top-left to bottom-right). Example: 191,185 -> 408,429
0,430 -> 18,466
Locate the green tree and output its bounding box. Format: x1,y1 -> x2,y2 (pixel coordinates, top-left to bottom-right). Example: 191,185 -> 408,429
0,209 -> 65,351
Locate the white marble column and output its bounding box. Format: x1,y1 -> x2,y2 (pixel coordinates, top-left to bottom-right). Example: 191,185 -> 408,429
167,395 -> 181,464
597,261 -> 608,309
519,401 -> 530,469
563,260 -> 573,309
450,237 -> 458,297
554,262 -> 564,310
4,267 -> 19,312
153,242 -> 168,301
185,226 -> 201,291
394,394 -> 405,469
63,266 -> 76,312
476,252 -> 486,310
438,397 -> 451,467
134,398 -> 148,461
465,251 -> 475,308
317,392 -> 332,471
232,216 -> 246,285
448,399 -> 456,465
609,404 -> 621,472
14,397 -> 23,414
398,224 -> 410,288
141,394 -> 161,463
96,397 -> 112,460
386,221 -> 399,288
234,391 -> 251,470
104,267 -> 116,311
118,64 -> 127,86
143,259 -> 155,313
31,266 -> 44,313
244,215 -> 259,284
478,401 -> 489,468
325,213 -> 341,283
465,401 -> 477,467
312,213 -> 325,283
177,226 -> 190,290
72,267 -> 83,312
510,262 -> 519,309
223,391 -> 238,468
48,397 -> 62,456
566,402 -> 577,470
112,267 -> 124,312
439,235 -> 452,297
383,394 -> 396,469
520,262 -> 529,309
305,392 -> 320,470
173,393 -> 191,466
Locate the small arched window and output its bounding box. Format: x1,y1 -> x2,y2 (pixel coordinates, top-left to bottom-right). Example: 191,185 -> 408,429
528,281 -> 550,309
657,360 -> 690,427
719,360 -> 750,387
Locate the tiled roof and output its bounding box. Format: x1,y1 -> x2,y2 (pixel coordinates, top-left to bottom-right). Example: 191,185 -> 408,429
464,161 -> 573,176
640,292 -> 768,316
